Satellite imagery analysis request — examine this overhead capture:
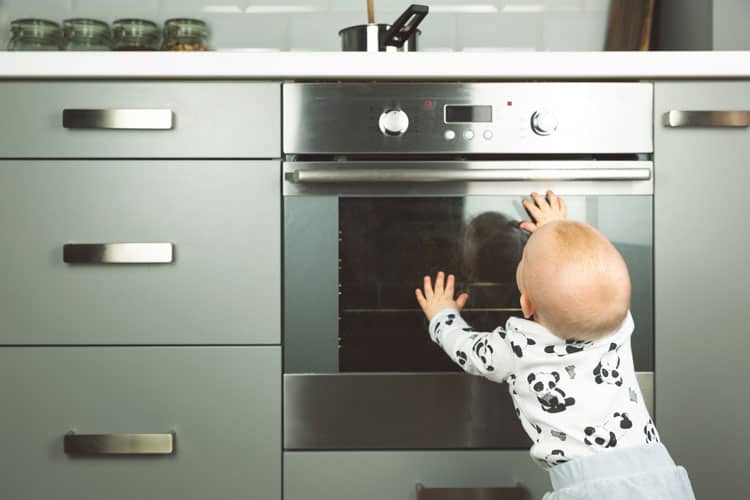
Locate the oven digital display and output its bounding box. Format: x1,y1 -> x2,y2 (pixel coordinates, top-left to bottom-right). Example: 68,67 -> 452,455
444,105 -> 492,123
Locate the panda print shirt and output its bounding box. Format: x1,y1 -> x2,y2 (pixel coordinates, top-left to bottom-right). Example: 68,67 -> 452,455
429,308 -> 660,469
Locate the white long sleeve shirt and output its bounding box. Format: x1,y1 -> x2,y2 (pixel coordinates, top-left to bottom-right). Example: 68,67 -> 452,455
428,309 -> 659,469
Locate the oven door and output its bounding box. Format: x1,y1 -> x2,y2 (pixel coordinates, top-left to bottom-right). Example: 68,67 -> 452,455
283,160 -> 653,450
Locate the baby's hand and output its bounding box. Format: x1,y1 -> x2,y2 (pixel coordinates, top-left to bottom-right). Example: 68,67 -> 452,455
415,272 -> 469,321
520,190 -> 567,233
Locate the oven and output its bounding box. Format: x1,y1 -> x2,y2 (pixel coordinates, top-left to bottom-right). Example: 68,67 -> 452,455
282,83 -> 654,450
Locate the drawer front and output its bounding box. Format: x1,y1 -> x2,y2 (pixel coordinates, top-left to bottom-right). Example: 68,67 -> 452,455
0,347 -> 281,500
285,451 -> 551,500
0,161 -> 280,345
0,81 -> 279,158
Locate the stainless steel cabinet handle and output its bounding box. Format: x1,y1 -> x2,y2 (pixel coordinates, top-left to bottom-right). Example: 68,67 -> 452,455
286,168 -> 651,184
416,484 -> 527,500
62,109 -> 174,130
63,243 -> 174,264
64,432 -> 174,455
664,110 -> 750,128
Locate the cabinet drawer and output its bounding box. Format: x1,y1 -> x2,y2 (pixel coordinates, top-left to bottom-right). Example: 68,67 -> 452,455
0,347 -> 281,500
0,81 -> 279,158
0,160 -> 280,345
285,451 -> 551,500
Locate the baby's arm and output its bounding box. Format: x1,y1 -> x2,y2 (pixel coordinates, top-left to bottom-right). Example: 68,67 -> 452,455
416,272 -> 513,382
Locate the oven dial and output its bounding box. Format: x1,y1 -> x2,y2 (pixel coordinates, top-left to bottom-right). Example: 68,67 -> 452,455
531,111 -> 558,136
379,109 -> 409,136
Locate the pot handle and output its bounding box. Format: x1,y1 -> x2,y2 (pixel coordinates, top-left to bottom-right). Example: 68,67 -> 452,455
382,4 -> 429,49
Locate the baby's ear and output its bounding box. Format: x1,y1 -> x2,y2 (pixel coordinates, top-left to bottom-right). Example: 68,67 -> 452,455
527,373 -> 536,383
520,293 -> 535,319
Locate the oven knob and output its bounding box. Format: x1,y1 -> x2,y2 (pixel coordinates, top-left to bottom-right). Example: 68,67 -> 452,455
531,111 -> 558,136
378,109 -> 410,136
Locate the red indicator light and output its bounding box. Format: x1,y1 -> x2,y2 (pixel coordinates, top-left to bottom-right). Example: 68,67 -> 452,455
507,101 -> 513,106
424,100 -> 433,108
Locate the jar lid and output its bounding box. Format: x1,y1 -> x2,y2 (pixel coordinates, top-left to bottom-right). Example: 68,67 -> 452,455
10,18 -> 61,37
164,18 -> 208,38
63,18 -> 110,39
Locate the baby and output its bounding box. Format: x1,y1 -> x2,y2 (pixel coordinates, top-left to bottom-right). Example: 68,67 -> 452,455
416,191 -> 695,500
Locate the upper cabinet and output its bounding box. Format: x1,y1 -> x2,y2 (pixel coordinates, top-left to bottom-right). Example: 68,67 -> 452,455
654,81 -> 750,500
0,81 -> 280,158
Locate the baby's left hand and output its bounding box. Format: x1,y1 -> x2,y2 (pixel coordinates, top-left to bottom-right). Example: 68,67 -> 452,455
415,271 -> 469,321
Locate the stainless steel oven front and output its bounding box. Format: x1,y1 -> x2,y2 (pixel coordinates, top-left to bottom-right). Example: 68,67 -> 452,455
282,83 -> 654,450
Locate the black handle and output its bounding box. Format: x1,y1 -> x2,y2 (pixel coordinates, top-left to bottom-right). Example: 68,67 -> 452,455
382,4 -> 429,49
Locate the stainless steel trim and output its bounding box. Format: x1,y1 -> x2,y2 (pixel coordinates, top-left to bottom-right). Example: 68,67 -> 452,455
416,484 -> 528,500
63,243 -> 174,264
284,373 -> 529,450
283,372 -> 655,450
286,168 -> 651,184
63,432 -> 174,455
62,109 -> 174,130
283,161 -> 654,196
283,83 -> 653,154
664,110 -> 750,128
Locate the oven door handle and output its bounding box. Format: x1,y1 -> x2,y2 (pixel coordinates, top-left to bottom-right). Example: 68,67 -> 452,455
285,168 -> 651,184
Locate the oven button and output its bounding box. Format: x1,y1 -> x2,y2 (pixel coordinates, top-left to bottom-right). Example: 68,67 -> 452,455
463,129 -> 475,140
443,129 -> 456,141
531,110 -> 558,136
483,130 -> 493,140
378,108 -> 410,136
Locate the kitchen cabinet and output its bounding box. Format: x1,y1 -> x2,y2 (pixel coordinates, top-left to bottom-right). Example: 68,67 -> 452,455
284,451 -> 550,500
0,81 -> 280,158
0,160 -> 280,345
654,81 -> 750,500
0,347 -> 281,500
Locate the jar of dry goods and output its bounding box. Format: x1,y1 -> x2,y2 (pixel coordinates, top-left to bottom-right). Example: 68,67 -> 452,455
8,18 -> 61,51
162,18 -> 208,51
112,18 -> 160,51
63,18 -> 111,51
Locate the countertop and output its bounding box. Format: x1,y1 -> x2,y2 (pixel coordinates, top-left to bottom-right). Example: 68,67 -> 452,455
1,51 -> 749,79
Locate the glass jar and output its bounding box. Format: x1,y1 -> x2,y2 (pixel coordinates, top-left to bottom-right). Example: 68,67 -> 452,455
63,18 -> 110,51
162,18 -> 208,51
8,18 -> 61,51
111,18 -> 160,51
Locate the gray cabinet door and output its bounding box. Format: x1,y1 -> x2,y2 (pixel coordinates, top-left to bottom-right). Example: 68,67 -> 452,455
654,82 -> 750,500
285,451 -> 551,500
0,161 -> 280,345
0,81 -> 280,158
0,347 -> 280,500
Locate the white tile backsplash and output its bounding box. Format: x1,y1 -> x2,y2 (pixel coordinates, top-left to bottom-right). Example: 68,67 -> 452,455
457,12 -> 541,50
0,0 -> 611,51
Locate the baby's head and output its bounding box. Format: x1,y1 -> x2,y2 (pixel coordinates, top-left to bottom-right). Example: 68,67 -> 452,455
515,220 -> 631,340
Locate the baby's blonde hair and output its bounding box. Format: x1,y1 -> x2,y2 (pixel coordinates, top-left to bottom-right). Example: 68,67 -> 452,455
522,221 -> 631,340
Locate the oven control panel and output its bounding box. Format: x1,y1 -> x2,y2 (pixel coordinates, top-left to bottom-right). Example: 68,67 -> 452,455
283,83 -> 653,155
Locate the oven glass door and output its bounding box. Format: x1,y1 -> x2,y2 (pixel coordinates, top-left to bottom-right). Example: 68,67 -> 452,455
283,161 -> 653,450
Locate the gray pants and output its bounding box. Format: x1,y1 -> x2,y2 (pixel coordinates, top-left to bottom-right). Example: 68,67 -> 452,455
544,444 -> 696,500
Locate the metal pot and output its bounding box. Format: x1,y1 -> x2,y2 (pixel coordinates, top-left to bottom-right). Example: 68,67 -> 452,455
339,4 -> 428,52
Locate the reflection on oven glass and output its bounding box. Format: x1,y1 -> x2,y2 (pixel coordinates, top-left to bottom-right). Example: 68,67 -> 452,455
339,198 -> 529,372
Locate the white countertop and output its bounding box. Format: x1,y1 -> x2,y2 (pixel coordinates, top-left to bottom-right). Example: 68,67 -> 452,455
2,51 -> 750,79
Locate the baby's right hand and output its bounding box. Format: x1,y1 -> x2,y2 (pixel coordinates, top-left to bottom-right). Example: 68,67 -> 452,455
520,190 -> 567,233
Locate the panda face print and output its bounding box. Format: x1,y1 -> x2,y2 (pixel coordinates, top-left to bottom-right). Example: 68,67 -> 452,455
507,374 -> 518,395
527,371 -> 576,414
500,325 -> 537,358
455,350 -> 467,366
584,411 -> 633,450
472,337 -> 495,372
594,343 -> 623,386
584,425 -> 617,449
545,449 -> 570,467
644,419 -> 660,443
544,339 -> 594,357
